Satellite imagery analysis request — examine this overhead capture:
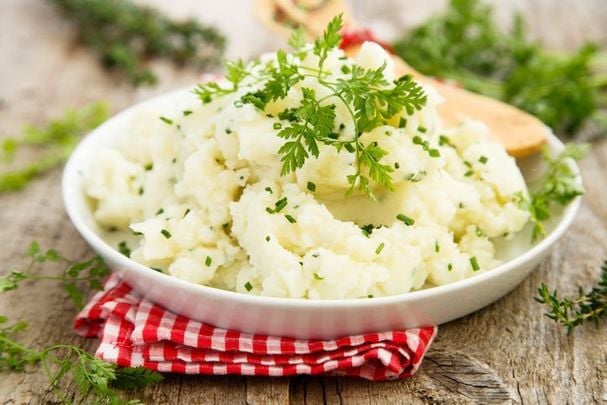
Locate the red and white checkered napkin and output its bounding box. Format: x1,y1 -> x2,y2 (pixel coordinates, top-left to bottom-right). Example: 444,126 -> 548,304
74,275 -> 437,381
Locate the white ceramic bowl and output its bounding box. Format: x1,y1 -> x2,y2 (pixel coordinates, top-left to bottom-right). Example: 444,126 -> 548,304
63,88 -> 582,339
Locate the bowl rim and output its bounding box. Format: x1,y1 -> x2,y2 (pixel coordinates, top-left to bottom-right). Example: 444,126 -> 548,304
62,87 -> 582,309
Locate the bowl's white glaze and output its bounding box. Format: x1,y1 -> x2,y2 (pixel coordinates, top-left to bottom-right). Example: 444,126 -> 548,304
62,88 -> 581,339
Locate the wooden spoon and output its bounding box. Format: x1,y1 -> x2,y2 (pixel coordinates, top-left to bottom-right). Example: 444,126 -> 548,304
254,0 -> 547,157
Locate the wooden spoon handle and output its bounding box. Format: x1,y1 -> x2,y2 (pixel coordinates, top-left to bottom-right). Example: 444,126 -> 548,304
254,0 -> 547,157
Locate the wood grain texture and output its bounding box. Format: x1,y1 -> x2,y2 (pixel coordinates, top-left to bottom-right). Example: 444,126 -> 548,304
0,0 -> 606,404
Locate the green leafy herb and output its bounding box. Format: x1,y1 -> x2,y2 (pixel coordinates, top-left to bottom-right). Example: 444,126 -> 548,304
393,0 -> 607,137
519,143 -> 588,242
205,256 -> 212,267
307,181 -> 316,192
117,241 -> 131,258
284,214 -> 297,224
195,15 -> 427,199
0,242 -> 110,309
375,242 -> 385,255
0,316 -> 162,404
0,102 -> 108,193
266,197 -> 288,214
160,229 -> 172,239
50,0 -> 225,86
244,281 -> 253,291
536,260 -> 607,333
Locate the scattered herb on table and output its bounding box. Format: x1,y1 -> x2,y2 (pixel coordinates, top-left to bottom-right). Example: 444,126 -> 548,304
393,0 -> 607,138
0,242 -> 163,403
0,102 -> 108,193
51,0 -> 226,86
536,260 -> 607,333
518,143 -> 588,242
195,15 -> 427,198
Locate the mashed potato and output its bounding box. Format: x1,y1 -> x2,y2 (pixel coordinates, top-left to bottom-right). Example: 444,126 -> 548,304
84,42 -> 530,299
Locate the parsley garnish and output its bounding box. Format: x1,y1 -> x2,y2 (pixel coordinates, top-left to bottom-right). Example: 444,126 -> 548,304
195,15 -> 427,199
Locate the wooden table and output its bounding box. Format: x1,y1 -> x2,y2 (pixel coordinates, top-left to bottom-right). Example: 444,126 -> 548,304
1,1 -> 606,403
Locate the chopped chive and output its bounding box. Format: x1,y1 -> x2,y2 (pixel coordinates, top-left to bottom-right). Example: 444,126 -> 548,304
133,231 -> 143,236
340,65 -> 350,74
160,229 -> 171,239
273,122 -> 282,130
285,214 -> 296,223
463,160 -> 472,168
428,149 -> 441,158
375,242 -> 385,255
172,157 -> 177,163
385,130 -> 392,136
368,294 -> 374,298
435,240 -> 440,253
313,273 -> 324,280
118,241 -> 131,258
464,170 -> 474,177
205,256 -> 212,267
470,256 -> 480,271
267,197 -> 288,214
475,226 -> 485,237
183,208 -> 191,217
107,226 -> 118,232
244,281 -> 253,291
156,208 -> 164,215
234,100 -> 243,108
418,126 -> 427,133
398,117 -> 407,128
396,213 -> 415,226
412,135 -> 423,145
448,263 -> 453,271
265,186 -> 273,194
344,143 -> 355,153
182,110 -> 193,116
459,202 -> 465,209
394,162 -> 400,169
138,187 -> 144,195
265,235 -> 270,242
479,156 -> 488,164
307,182 -> 316,192
225,128 -> 232,134
339,123 -> 345,130
150,267 -> 163,272
159,116 -> 173,125
144,163 -> 153,171
438,135 -> 451,146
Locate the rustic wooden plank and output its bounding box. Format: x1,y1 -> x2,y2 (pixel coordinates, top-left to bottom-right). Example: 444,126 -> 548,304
1,1 -> 606,404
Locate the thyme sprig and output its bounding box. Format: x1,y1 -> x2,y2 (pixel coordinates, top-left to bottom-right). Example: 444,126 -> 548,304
536,261 -> 607,333
195,15 -> 427,198
520,143 -> 588,242
0,102 -> 108,193
51,0 -> 226,86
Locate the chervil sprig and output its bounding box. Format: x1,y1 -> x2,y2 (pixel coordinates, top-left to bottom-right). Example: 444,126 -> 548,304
0,316 -> 163,404
0,242 -> 110,309
194,15 -> 427,198
535,260 -> 607,333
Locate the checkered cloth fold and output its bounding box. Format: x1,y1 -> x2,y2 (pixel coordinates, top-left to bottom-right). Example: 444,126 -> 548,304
74,275 -> 436,381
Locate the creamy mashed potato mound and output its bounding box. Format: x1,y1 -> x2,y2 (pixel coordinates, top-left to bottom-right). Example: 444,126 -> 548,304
84,42 -> 530,299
